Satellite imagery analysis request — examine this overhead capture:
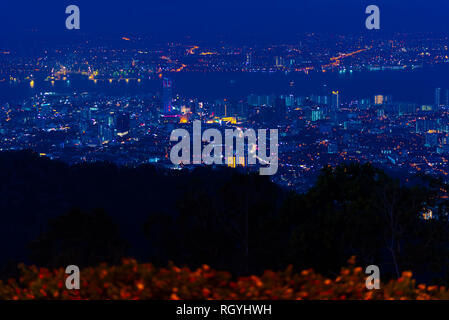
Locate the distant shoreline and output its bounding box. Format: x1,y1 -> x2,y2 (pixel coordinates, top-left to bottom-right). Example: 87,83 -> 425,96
1,65 -> 449,104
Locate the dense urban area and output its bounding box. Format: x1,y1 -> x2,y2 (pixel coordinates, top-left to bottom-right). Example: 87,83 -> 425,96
1,33 -> 449,193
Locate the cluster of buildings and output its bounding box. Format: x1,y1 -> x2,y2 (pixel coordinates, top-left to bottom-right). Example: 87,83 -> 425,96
1,33 -> 449,193
1,75 -> 449,194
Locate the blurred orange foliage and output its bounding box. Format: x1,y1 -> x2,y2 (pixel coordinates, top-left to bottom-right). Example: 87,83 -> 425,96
1,257 -> 448,300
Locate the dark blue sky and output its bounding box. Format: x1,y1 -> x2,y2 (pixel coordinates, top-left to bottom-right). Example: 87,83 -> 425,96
1,0 -> 448,41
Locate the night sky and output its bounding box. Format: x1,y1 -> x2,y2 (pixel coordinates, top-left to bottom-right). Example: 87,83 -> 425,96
0,0 -> 448,41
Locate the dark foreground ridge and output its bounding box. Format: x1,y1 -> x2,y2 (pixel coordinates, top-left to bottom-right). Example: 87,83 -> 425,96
0,150 -> 449,285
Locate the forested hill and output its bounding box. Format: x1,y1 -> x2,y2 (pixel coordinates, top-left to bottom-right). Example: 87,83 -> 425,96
1,150 -> 449,285
0,150 -> 283,274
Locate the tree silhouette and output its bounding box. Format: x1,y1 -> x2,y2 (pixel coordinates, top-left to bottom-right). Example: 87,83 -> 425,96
29,208 -> 128,268
282,163 -> 449,283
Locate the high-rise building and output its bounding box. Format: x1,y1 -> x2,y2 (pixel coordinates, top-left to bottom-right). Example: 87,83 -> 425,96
246,52 -> 252,67
259,95 -> 270,106
331,91 -> 340,109
385,95 -> 393,104
248,94 -> 260,107
308,108 -> 324,122
311,94 -> 329,106
213,99 -> 231,117
99,124 -> 113,143
416,119 -> 438,133
374,95 -> 384,105
275,97 -> 287,122
285,94 -> 295,107
275,56 -> 284,68
398,103 -> 418,115
425,132 -> 439,148
163,78 -> 173,114
247,94 -> 275,107
328,144 -> 338,154
435,87 -> 441,108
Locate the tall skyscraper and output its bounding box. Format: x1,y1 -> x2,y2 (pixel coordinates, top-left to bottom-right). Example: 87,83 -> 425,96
246,52 -> 252,67
275,97 -> 287,123
248,94 -> 259,107
374,95 -> 384,105
163,78 -> 173,114
435,87 -> 441,108
275,56 -> 284,68
331,91 -> 340,109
